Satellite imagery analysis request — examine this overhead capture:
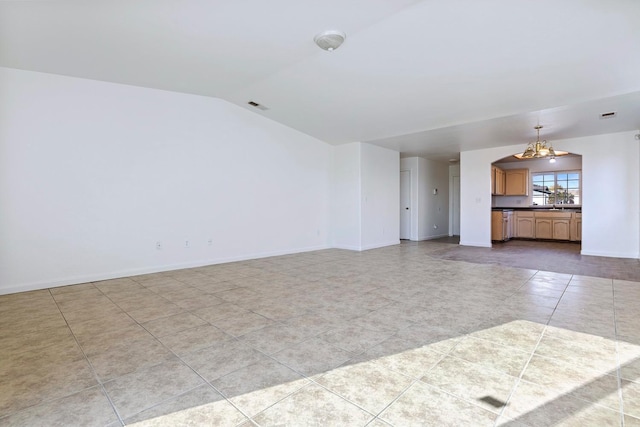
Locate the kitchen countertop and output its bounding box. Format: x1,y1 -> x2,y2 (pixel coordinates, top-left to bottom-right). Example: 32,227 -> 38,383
492,207 -> 581,212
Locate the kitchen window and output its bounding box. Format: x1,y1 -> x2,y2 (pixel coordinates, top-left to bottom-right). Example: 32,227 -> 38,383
531,171 -> 581,206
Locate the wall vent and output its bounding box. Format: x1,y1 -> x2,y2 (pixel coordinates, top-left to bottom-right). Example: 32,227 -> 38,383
600,111 -> 616,119
247,101 -> 269,111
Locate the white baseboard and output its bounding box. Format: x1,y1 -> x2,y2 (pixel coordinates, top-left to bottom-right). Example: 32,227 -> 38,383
0,244 -> 331,296
332,240 -> 401,251
459,240 -> 491,248
360,240 -> 401,251
580,249 -> 640,259
331,244 -> 362,251
416,233 -> 450,241
9,240 -> 633,296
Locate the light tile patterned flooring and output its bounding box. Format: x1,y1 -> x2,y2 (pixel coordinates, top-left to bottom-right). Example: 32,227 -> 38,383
1,241 -> 640,426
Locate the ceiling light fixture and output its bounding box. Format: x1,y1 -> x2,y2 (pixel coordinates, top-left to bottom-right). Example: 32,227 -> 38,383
314,30 -> 346,52
513,125 -> 567,161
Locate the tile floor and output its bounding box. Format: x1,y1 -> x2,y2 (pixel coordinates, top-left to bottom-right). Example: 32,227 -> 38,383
1,240 -> 640,426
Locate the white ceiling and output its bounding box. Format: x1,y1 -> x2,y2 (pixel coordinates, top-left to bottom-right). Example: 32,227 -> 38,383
2,0 -> 639,162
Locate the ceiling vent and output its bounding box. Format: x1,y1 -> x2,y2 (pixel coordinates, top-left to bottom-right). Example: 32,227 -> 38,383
600,111 -> 616,119
247,101 -> 269,111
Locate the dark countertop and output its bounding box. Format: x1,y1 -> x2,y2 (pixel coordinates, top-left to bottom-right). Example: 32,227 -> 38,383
492,207 -> 581,212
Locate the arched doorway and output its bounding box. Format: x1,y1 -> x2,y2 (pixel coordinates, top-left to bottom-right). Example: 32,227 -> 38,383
490,152 -> 582,251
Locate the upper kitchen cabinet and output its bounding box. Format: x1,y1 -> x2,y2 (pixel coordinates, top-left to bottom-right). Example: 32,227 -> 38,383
491,166 -> 506,195
505,169 -> 529,196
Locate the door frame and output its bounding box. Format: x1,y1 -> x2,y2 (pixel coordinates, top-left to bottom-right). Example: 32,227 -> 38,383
450,174 -> 461,236
400,169 -> 412,240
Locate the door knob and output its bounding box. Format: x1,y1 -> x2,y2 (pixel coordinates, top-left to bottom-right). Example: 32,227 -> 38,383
405,207 -> 409,210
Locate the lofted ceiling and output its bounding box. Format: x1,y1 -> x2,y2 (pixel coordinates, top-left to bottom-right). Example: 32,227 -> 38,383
2,0 -> 639,162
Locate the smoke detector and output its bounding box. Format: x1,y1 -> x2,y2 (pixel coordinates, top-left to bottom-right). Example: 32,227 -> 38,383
314,30 -> 346,52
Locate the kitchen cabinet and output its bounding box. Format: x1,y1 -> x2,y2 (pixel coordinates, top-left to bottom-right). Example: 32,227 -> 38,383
492,166 -> 505,195
570,212 -> 582,241
493,209 -> 580,242
491,210 -> 512,241
552,219 -> 571,240
491,211 -> 502,241
534,211 -> 572,240
515,211 -> 535,238
491,166 -> 496,194
505,169 -> 529,196
535,218 -> 553,239
491,167 -> 494,194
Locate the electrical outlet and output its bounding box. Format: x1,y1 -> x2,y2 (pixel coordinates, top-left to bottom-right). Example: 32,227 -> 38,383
156,241 -> 162,250
185,240 -> 189,248
208,238 -> 213,246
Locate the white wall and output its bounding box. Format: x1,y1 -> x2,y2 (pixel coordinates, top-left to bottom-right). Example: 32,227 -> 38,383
330,143 -> 361,250
400,158 -> 419,240
400,157 -> 449,240
576,132 -> 639,258
399,157 -> 449,241
460,131 -> 640,258
360,143 -> 400,250
332,143 -> 400,250
0,68 -> 332,294
449,164 -> 461,236
417,157 -> 449,240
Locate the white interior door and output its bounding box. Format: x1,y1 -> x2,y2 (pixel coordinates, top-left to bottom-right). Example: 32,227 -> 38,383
400,170 -> 411,239
453,175 -> 461,235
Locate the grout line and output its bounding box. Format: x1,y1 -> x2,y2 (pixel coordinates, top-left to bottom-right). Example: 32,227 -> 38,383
6,245 -> 637,426
47,287 -> 126,426
368,350 -> 450,422
58,281 -> 253,424
126,333 -> 257,425
611,278 -> 626,426
492,321 -> 549,426
543,274 -> 572,327
490,273 -> 571,426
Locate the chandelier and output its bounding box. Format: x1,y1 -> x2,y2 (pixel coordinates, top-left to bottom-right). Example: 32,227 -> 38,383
514,125 -> 566,162
522,125 -> 555,158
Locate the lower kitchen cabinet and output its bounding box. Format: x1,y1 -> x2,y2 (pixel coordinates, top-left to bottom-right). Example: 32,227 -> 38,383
491,210 -> 513,241
515,212 -> 535,238
534,212 -> 573,240
494,210 -> 581,242
535,218 -> 552,239
570,213 -> 582,241
552,219 -> 571,240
